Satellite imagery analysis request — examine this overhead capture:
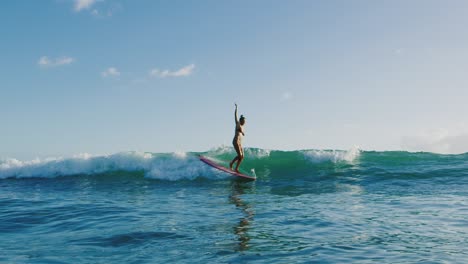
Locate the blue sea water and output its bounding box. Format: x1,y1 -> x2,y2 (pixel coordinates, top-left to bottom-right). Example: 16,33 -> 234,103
1,147 -> 468,263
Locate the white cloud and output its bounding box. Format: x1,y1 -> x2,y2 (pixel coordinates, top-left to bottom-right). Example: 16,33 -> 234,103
101,67 -> 120,77
38,56 -> 50,66
91,3 -> 123,18
74,0 -> 97,12
281,92 -> 293,101
149,64 -> 195,78
56,57 -> 74,65
38,56 -> 75,68
401,127 -> 468,154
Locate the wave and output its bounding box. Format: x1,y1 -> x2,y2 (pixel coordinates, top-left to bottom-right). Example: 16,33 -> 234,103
0,147 -> 361,180
4,147 -> 467,181
303,147 -> 360,163
0,152 -> 212,180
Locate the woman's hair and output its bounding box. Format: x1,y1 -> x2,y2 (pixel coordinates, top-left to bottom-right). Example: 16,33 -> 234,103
240,115 -> 245,120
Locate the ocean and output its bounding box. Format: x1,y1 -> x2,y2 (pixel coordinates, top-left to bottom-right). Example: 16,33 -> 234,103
1,147 -> 468,263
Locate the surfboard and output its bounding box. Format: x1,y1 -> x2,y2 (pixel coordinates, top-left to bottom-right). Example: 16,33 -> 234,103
199,156 -> 256,181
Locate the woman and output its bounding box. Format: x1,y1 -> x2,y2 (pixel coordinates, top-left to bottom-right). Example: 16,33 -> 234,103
230,104 -> 246,172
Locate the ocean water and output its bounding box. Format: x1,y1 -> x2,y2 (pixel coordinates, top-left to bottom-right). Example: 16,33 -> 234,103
1,147 -> 468,263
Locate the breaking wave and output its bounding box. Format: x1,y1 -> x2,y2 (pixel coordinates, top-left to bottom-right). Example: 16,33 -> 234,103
0,147 -> 361,180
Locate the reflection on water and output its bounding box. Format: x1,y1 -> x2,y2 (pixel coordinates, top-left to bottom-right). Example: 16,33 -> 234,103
229,181 -> 255,251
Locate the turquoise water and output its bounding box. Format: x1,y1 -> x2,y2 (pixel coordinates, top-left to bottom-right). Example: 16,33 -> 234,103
1,148 -> 468,263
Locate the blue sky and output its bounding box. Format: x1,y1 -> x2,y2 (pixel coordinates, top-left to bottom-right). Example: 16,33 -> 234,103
2,0 -> 468,159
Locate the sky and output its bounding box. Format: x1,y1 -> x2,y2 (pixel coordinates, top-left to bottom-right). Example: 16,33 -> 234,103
2,0 -> 468,159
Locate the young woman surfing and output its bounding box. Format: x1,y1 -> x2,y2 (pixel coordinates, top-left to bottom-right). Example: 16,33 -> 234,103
229,104 -> 246,172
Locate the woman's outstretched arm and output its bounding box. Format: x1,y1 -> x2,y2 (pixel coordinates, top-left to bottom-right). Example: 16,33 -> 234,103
234,103 -> 239,123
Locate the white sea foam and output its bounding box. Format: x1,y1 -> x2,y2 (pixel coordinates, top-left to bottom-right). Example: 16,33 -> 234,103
209,145 -> 233,155
245,148 -> 271,159
303,146 -> 361,164
0,152 -> 222,180
209,145 -> 271,159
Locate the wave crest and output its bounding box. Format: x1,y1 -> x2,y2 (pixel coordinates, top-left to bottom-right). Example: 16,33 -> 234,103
0,147 -> 362,180
303,147 -> 361,163
0,152 -> 218,180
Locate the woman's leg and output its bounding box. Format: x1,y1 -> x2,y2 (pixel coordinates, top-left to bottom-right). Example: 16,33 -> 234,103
234,145 -> 244,172
230,142 -> 241,170
230,156 -> 238,169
